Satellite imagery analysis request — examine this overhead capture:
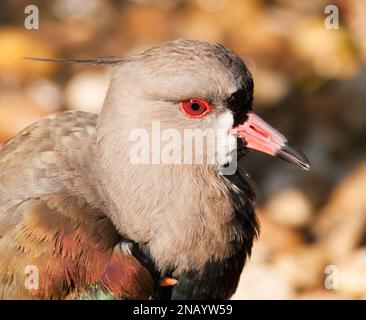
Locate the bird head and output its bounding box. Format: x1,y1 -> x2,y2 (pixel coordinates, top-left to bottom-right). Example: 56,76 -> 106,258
25,39 -> 310,171
97,39 -> 310,171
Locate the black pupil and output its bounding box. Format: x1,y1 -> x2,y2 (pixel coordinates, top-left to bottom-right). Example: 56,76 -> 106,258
191,103 -> 201,111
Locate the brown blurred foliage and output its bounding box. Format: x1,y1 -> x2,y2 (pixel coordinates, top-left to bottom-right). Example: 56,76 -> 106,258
0,0 -> 365,299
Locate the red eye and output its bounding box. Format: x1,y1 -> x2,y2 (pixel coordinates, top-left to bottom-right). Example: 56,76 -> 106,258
181,98 -> 212,118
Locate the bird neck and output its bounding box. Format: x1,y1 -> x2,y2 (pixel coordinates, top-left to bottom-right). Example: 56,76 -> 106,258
90,133 -> 256,274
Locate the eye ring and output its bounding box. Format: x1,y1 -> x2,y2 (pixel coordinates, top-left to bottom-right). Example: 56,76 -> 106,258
180,98 -> 212,119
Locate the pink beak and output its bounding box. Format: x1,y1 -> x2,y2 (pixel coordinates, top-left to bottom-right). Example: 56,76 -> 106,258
230,112 -> 310,170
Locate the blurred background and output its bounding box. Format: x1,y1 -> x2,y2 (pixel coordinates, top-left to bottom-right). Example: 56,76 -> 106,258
0,0 -> 365,299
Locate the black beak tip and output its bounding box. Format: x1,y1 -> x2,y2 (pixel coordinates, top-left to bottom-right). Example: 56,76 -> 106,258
277,144 -> 311,171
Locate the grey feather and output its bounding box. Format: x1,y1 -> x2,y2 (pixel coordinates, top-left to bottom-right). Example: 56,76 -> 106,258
23,56 -> 127,65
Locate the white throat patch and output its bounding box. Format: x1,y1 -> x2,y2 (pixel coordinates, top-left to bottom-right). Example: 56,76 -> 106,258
216,111 -> 237,166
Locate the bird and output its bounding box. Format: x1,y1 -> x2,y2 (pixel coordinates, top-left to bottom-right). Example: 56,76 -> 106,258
0,39 -> 310,300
